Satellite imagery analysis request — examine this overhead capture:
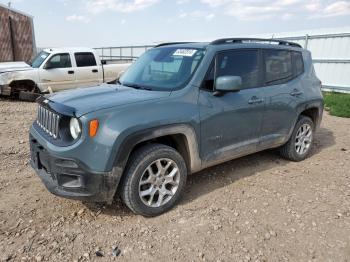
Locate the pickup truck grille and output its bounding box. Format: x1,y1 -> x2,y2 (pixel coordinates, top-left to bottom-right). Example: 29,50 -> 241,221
36,105 -> 60,139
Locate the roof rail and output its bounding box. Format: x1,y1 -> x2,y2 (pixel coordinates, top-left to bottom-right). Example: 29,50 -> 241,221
210,38 -> 302,48
154,42 -> 197,48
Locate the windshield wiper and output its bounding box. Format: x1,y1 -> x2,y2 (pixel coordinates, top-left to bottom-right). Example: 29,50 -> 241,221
123,83 -> 152,91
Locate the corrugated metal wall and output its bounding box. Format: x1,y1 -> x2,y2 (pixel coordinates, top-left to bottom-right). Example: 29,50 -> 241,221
0,4 -> 36,63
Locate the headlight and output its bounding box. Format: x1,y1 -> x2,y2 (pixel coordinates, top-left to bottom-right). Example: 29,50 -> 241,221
0,73 -> 8,85
69,118 -> 81,140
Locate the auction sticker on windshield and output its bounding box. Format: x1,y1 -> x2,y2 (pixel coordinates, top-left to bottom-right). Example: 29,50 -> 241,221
173,49 -> 197,57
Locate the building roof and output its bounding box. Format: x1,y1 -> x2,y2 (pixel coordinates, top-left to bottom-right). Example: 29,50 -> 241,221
0,3 -> 33,18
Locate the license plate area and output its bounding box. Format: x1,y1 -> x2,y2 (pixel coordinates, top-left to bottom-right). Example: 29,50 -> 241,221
30,138 -> 49,172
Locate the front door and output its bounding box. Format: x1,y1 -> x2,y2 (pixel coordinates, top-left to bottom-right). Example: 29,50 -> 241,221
39,53 -> 76,92
199,49 -> 265,166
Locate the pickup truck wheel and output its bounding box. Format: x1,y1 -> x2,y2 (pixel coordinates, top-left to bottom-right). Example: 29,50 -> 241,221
19,91 -> 40,102
279,116 -> 314,162
120,144 -> 187,217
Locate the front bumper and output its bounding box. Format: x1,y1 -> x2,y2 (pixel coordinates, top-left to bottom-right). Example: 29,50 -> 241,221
29,134 -> 122,203
0,84 -> 11,96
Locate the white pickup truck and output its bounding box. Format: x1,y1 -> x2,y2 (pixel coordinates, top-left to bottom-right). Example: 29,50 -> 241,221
0,47 -> 130,100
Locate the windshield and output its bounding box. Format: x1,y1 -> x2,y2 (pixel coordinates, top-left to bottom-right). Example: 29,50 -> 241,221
120,47 -> 205,91
31,51 -> 50,68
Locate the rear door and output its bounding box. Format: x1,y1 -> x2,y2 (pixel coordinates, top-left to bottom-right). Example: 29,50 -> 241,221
74,52 -> 103,88
38,53 -> 76,92
199,49 -> 265,165
259,49 -> 304,148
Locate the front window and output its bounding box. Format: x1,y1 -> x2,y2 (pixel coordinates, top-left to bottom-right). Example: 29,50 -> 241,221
120,47 -> 205,91
45,53 -> 72,69
31,51 -> 50,68
202,49 -> 260,91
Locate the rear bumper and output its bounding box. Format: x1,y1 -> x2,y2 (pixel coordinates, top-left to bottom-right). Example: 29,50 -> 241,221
29,134 -> 123,203
0,84 -> 11,96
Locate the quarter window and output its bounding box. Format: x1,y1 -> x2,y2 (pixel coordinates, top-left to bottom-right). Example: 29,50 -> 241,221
264,50 -> 293,85
202,61 -> 215,91
293,51 -> 304,76
46,53 -> 71,69
74,52 -> 97,67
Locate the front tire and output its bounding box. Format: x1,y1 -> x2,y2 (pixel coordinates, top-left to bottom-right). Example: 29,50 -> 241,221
120,144 -> 187,217
279,116 -> 315,161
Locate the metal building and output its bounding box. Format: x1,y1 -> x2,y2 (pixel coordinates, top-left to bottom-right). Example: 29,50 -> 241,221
0,3 -> 36,63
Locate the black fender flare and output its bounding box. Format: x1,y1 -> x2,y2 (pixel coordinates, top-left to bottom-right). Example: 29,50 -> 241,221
10,79 -> 37,91
112,124 -> 202,174
286,99 -> 324,141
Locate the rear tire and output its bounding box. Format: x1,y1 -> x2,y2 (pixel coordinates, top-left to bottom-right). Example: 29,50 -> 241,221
120,144 -> 187,217
279,116 -> 315,161
19,91 -> 40,102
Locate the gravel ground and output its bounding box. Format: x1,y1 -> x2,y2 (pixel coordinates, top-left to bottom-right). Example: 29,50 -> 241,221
0,98 -> 350,262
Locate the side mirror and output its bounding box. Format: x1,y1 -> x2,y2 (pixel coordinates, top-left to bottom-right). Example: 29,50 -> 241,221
215,76 -> 242,93
101,60 -> 107,65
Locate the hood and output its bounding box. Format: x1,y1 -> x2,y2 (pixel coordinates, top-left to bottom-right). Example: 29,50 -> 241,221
47,84 -> 171,117
0,62 -> 32,73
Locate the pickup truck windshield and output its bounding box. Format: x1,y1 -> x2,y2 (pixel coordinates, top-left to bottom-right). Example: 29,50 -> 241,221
120,47 -> 205,91
31,51 -> 50,68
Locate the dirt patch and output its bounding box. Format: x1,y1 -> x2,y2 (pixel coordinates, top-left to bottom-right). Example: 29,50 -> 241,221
0,98 -> 350,261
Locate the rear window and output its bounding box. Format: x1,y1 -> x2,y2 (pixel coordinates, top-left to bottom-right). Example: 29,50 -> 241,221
74,52 -> 97,67
264,50 -> 293,85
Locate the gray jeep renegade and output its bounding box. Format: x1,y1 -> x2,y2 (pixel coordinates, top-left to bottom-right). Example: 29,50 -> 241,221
30,38 -> 324,216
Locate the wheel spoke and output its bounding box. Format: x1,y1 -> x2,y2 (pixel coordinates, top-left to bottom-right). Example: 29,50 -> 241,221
156,192 -> 165,207
140,186 -> 155,197
304,137 -> 312,143
148,188 -> 157,205
147,166 -> 155,176
140,176 -> 154,186
164,161 -> 172,172
155,160 -> 163,174
167,167 -> 178,178
165,176 -> 179,186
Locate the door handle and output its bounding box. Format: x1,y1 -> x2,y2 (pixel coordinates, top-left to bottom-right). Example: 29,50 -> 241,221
290,89 -> 303,96
92,69 -> 98,73
68,70 -> 74,74
248,96 -> 264,104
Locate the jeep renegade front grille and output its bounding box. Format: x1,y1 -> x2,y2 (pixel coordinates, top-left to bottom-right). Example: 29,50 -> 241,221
36,105 -> 60,139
